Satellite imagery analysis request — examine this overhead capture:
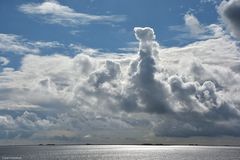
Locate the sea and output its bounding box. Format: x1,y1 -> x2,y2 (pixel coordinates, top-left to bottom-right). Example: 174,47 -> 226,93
0,145 -> 240,160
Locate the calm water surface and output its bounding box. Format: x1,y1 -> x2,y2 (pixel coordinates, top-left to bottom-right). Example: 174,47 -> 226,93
0,145 -> 240,160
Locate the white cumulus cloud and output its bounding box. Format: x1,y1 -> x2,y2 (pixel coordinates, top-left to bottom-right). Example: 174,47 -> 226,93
0,57 -> 9,66
0,26 -> 240,143
19,0 -> 126,26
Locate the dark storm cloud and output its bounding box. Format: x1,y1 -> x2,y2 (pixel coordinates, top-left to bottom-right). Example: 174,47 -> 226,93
218,0 -> 240,38
121,27 -> 171,114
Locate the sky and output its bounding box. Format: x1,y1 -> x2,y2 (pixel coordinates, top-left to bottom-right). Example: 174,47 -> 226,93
0,0 -> 240,145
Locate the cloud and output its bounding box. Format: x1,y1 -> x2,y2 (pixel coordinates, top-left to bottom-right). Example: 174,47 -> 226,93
121,27 -> 171,114
30,41 -> 64,48
117,42 -> 139,53
184,13 -> 206,36
169,13 -> 224,42
0,57 -> 9,66
19,0 -> 126,26
0,33 -> 39,54
134,27 -> 156,42
0,115 -> 16,130
0,27 -> 240,143
0,33 -> 64,55
200,0 -> 220,4
218,0 -> 240,38
68,43 -> 100,55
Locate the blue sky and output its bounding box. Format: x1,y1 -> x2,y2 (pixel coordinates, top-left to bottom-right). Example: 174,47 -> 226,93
0,0 -> 222,70
0,0 -> 220,51
1,0 -> 240,145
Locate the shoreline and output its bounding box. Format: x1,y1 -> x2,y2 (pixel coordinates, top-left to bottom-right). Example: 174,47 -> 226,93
0,144 -> 240,147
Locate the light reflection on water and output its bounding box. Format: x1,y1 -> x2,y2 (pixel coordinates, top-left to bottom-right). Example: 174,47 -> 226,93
0,145 -> 240,160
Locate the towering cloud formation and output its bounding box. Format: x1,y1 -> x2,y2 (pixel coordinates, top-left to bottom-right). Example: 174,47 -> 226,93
0,27 -> 240,144
122,27 -> 171,114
